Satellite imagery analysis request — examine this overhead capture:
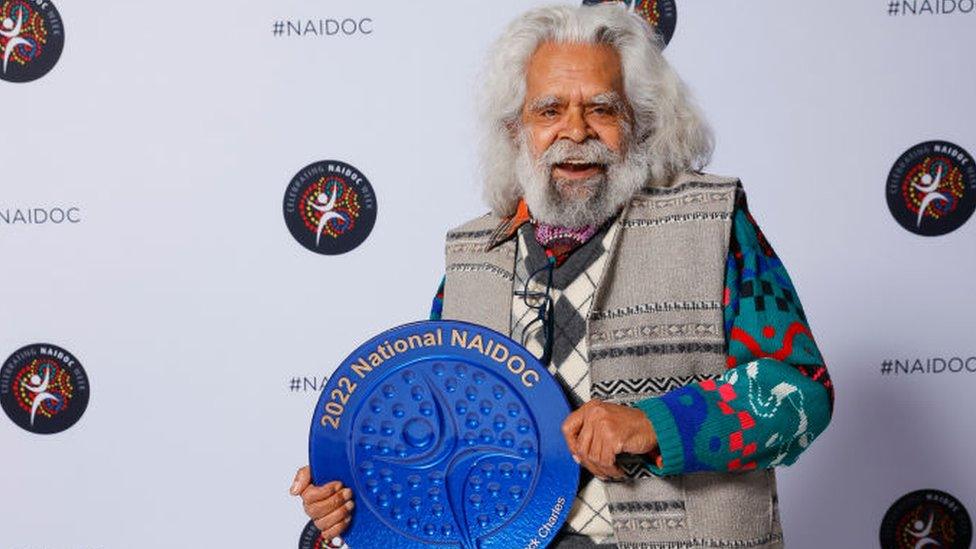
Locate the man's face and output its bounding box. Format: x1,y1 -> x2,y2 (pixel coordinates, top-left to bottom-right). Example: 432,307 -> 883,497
516,41 -> 641,228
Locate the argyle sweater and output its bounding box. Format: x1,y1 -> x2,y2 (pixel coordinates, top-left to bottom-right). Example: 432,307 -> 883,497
511,220 -> 620,542
431,194 -> 833,478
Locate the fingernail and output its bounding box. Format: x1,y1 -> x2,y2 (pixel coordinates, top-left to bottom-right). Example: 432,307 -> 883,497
342,488 -> 352,499
345,500 -> 355,510
290,481 -> 299,495
572,454 -> 580,464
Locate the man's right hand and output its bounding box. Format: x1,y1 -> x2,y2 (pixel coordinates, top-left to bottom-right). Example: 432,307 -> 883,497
291,466 -> 355,540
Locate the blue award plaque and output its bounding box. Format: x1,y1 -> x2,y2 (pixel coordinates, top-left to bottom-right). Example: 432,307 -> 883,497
309,320 -> 578,549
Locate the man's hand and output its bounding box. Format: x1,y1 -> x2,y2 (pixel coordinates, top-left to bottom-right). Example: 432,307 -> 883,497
290,466 -> 355,540
561,399 -> 662,480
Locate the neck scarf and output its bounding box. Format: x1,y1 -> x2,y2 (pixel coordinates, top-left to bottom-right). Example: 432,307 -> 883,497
533,222 -> 600,267
497,199 -> 604,267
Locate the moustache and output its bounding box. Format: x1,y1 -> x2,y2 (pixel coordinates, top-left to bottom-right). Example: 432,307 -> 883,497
537,139 -> 619,175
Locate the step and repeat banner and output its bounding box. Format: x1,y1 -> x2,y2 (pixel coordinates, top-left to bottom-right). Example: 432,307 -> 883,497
1,0 -> 973,547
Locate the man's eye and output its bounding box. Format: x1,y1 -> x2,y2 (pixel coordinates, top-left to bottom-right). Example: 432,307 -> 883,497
540,109 -> 558,118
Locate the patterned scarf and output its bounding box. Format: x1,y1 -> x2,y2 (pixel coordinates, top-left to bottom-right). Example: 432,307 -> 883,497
496,199 -> 603,267
534,223 -> 600,267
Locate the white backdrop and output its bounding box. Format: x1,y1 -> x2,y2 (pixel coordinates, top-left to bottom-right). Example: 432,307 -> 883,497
2,1 -> 974,547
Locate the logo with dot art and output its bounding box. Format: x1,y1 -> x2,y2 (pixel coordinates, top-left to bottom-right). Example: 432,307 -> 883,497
880,490 -> 972,549
299,520 -> 348,549
283,160 -> 377,255
0,0 -> 64,83
886,141 -> 976,236
308,320 -> 578,549
582,0 -> 677,47
0,343 -> 89,434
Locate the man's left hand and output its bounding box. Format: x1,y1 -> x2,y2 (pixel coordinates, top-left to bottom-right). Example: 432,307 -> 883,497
561,399 -> 662,480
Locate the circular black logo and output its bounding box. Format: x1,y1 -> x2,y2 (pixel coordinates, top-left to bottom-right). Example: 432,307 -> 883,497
582,0 -> 677,47
283,160 -> 377,255
0,0 -> 64,83
1,343 -> 89,434
299,520 -> 346,549
887,141 -> 976,236
881,490 -> 972,549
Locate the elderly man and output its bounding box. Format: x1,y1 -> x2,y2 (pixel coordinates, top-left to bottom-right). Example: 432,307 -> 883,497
291,4 -> 833,548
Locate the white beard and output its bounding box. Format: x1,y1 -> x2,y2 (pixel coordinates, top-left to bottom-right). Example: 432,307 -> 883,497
515,131 -> 650,228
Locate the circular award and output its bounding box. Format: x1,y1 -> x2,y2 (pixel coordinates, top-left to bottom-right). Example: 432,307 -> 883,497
309,320 -> 578,549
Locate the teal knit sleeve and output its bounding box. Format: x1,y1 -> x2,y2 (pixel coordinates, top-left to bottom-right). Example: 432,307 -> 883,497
632,195 -> 833,476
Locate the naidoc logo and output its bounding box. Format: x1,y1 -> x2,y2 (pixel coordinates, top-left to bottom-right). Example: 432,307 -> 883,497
283,160 -> 377,255
880,490 -> 972,548
582,0 -> 677,47
0,343 -> 89,434
298,520 -> 348,549
0,0 -> 64,83
886,141 -> 976,236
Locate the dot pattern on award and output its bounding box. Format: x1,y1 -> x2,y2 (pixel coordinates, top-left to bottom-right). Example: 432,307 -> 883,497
309,321 -> 578,549
352,360 -> 540,543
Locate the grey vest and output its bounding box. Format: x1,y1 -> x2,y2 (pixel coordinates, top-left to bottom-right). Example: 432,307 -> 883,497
442,173 -> 784,549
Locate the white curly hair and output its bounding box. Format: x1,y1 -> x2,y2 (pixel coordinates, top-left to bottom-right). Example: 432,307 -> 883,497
479,3 -> 714,217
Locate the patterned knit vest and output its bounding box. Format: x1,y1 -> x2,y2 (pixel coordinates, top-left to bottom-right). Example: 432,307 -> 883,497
442,173 -> 784,549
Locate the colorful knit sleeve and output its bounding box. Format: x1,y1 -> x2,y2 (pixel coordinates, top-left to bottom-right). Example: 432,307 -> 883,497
429,275 -> 446,320
632,193 -> 834,476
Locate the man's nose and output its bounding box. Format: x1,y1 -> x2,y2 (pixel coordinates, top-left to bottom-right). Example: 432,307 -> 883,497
560,108 -> 595,143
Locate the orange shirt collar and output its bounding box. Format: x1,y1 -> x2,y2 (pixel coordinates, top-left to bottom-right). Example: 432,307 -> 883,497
487,198 -> 532,250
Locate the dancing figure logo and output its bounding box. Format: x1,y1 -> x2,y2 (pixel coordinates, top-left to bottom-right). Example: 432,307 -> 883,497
880,490 -> 972,549
283,160 -> 378,256
0,0 -> 64,83
298,520 -> 349,549
1,343 -> 89,434
886,141 -> 976,236
581,0 -> 677,46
